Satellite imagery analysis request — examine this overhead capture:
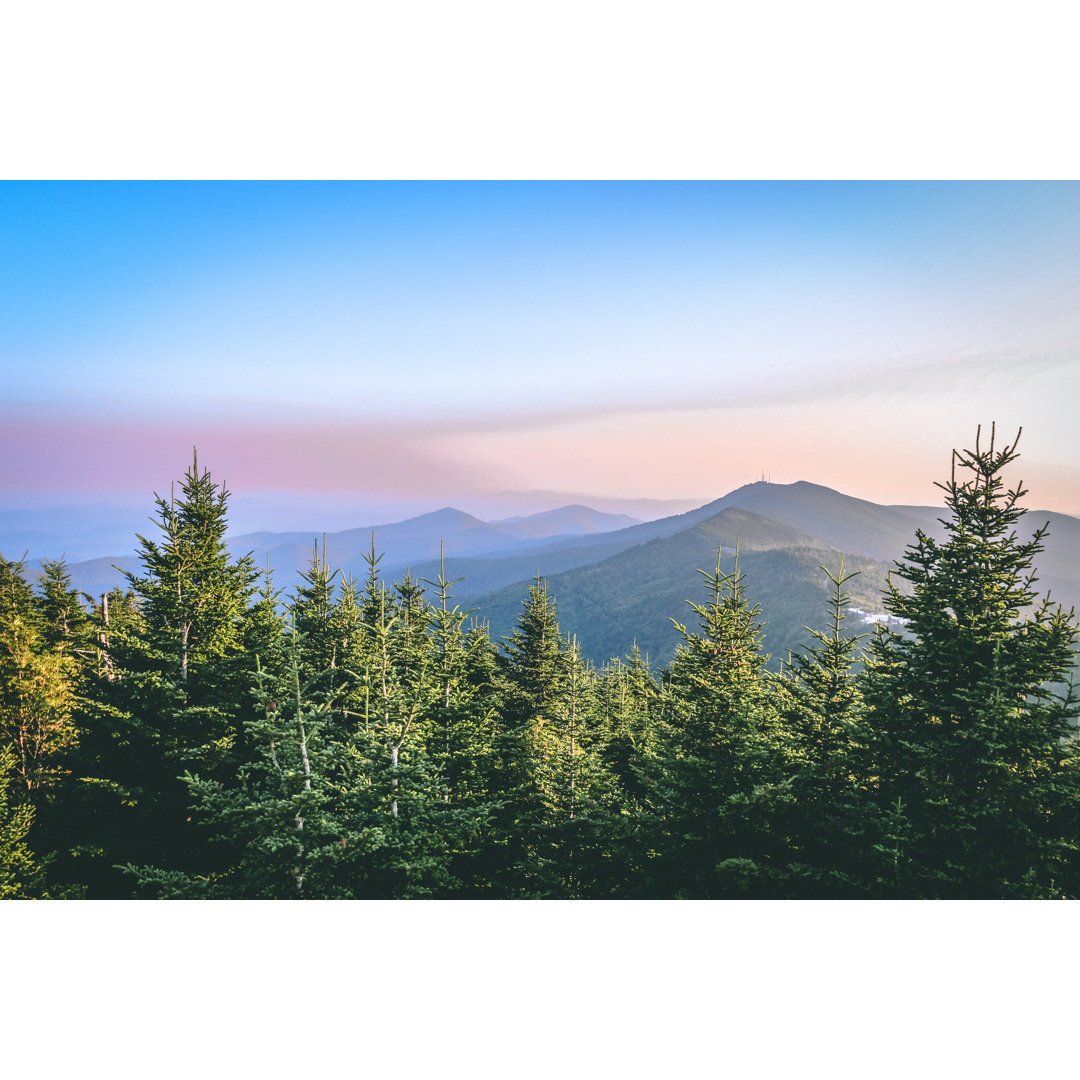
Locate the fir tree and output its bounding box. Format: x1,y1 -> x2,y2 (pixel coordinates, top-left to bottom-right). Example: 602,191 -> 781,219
128,631 -> 492,900
75,452 -> 259,894
591,646 -> 663,895
35,558 -> 94,662
123,450 -> 258,684
290,538 -> 342,674
773,561 -> 873,897
421,555 -> 504,865
644,548 -> 792,898
125,635 -> 382,898
861,425 -> 1080,898
492,577 -> 570,894
0,552 -> 38,628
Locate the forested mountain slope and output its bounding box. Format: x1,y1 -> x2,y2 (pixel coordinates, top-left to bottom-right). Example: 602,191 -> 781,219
31,483 -> 1080,646
471,507 -> 894,668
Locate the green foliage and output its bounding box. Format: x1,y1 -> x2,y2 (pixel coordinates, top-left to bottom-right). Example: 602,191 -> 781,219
473,521 -> 891,672
8,429 -> 1079,901
126,636 -> 381,898
127,633 -> 493,899
0,745 -> 43,898
594,645 -> 661,800
35,558 -> 94,661
667,546 -> 770,707
0,603 -> 79,796
772,561 -> 874,897
861,426 -> 1080,898
0,552 -> 39,628
123,450 -> 258,683
641,549 -> 794,898
68,452 -> 260,895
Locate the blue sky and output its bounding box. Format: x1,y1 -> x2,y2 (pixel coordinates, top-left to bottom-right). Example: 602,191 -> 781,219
3,180 -> 1079,515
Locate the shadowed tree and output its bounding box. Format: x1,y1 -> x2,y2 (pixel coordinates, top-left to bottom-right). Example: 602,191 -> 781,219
74,452 -> 259,895
861,425 -> 1080,898
643,548 -> 793,898
772,560 -> 873,897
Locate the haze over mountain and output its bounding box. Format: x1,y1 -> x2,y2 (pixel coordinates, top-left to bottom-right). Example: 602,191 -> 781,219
490,505 -> 640,539
224,504 -> 643,583
13,502 -> 645,597
14,479 -> 1078,678
0,504 -> 154,564
462,488 -> 1080,669
470,505 -> 899,669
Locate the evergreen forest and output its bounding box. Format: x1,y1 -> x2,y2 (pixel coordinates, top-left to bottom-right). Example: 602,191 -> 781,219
2,427 -> 1078,900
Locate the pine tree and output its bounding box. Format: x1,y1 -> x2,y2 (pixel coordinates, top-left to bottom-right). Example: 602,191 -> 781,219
35,558 -> 94,661
124,450 -> 258,684
596,646 -> 660,773
489,581 -> 624,896
0,559 -> 68,897
127,620 -> 495,900
125,634 -> 382,898
666,546 -> 770,711
290,538 -> 342,674
502,577 -> 569,728
592,646 -> 663,895
533,636 -> 625,897
492,577 -> 571,895
75,452 -> 259,894
0,552 -> 38,628
861,425 -> 1080,898
644,547 -> 792,898
773,561 -> 873,897
433,621 -> 506,897
238,560 -> 288,673
422,554 -> 501,820
349,552 -> 438,818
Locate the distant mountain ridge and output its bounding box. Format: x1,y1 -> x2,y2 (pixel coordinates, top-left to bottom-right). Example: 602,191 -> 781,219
469,504 -> 897,669
16,482 -> 1080,674
224,504 -> 644,582
466,493 -> 1080,669
16,502 -> 645,596
490,504 -> 640,538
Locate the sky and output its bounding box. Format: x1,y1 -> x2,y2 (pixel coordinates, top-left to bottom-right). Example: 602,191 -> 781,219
3,180 -> 1079,519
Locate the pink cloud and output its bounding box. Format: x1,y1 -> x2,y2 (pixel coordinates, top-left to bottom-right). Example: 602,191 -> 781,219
0,406 -> 504,499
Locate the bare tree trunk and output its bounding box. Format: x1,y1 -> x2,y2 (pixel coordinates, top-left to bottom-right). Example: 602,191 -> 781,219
293,669 -> 313,897
99,593 -> 114,681
180,621 -> 190,683
390,743 -> 399,818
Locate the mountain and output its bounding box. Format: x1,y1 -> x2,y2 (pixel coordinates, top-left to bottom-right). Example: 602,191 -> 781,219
0,504 -> 150,563
705,482 -> 948,561
468,506 -> 896,669
25,482 -> 1080,667
228,507 -> 525,578
226,504 -> 639,584
37,554 -> 142,596
39,504 -> 645,599
400,537 -> 642,600
465,489 -> 1080,670
490,505 -> 640,539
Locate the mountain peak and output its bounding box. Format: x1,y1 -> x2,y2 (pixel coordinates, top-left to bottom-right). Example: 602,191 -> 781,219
404,507 -> 486,527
